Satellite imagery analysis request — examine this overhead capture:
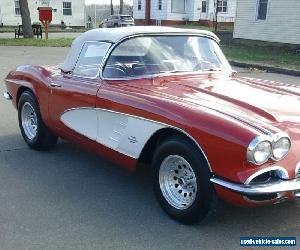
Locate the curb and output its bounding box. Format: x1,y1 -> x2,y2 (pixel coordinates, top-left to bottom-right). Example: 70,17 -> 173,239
230,61 -> 300,77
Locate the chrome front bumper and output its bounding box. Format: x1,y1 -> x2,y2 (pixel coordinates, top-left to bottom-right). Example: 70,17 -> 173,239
211,176 -> 300,195
3,91 -> 12,100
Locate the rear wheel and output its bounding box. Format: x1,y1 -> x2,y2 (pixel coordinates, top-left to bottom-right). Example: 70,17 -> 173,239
18,91 -> 58,150
152,136 -> 213,224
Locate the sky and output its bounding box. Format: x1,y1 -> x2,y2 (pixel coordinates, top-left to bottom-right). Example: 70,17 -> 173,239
85,0 -> 133,5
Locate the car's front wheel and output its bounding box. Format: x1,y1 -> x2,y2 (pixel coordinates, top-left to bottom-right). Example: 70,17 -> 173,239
152,136 -> 214,224
18,91 -> 58,150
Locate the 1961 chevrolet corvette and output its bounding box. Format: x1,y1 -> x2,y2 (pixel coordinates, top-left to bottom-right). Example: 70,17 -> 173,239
3,27 -> 300,224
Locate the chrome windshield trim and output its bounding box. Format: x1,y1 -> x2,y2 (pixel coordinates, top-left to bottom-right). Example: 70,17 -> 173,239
210,176 -> 300,195
3,91 -> 12,100
99,33 -> 223,81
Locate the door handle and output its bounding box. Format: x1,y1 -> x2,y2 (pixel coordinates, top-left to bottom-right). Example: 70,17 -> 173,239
50,82 -> 62,88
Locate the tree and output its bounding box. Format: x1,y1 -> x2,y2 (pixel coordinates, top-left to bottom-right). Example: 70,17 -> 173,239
110,0 -> 114,15
19,0 -> 33,38
214,0 -> 219,32
119,0 -> 124,14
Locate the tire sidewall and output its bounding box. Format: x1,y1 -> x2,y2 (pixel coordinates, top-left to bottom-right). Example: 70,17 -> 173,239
153,137 -> 213,224
18,91 -> 43,147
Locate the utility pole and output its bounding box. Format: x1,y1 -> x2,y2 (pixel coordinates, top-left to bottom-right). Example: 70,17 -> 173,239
94,4 -> 97,28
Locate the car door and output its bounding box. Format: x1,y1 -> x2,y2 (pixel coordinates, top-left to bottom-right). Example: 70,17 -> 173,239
48,41 -> 111,138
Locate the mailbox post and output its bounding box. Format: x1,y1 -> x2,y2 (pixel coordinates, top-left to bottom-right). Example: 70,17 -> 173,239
37,7 -> 52,39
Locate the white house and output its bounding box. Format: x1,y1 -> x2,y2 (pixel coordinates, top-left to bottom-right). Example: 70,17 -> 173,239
0,0 -> 85,27
133,0 -> 236,26
234,0 -> 300,45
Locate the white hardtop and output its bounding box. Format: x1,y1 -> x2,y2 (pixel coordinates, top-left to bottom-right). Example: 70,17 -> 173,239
61,26 -> 219,72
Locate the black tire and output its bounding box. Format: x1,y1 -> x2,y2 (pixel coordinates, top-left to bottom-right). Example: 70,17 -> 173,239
152,135 -> 213,224
18,91 -> 58,150
114,23 -> 118,27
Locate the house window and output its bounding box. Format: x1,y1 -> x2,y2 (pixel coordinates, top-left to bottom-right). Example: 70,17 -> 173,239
138,0 -> 142,10
63,2 -> 72,16
217,0 -> 228,13
202,1 -> 207,13
172,0 -> 186,13
257,0 -> 268,20
158,0 -> 162,10
14,0 -> 20,15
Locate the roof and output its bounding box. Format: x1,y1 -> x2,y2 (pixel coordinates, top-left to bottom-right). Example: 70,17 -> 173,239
61,26 -> 219,72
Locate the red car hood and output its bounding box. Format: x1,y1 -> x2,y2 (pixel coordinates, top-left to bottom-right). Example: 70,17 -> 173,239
130,73 -> 300,135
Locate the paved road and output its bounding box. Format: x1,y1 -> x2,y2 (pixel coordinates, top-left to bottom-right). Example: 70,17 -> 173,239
1,47 -> 300,250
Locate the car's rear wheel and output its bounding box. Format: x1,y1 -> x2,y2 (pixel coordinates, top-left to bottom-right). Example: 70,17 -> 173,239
152,136 -> 214,224
18,91 -> 58,150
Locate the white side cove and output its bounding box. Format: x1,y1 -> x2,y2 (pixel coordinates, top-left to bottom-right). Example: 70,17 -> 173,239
61,108 -> 166,158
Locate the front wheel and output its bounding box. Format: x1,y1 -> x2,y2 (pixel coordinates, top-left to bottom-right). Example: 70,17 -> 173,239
152,136 -> 214,224
18,91 -> 58,150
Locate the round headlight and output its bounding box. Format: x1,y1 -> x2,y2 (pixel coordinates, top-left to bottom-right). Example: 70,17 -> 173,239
253,141 -> 272,164
273,137 -> 291,160
247,136 -> 272,165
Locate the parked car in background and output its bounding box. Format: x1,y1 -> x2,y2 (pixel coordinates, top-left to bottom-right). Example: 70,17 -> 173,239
4,27 -> 300,224
101,14 -> 134,28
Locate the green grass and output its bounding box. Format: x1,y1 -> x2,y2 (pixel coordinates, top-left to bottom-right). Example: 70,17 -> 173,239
0,26 -> 87,33
174,24 -> 214,31
174,24 -> 233,32
222,44 -> 300,71
0,38 -> 74,47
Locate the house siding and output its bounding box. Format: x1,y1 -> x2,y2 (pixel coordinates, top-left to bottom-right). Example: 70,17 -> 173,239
133,0 -> 146,19
234,0 -> 300,45
0,0 -> 85,26
134,0 -> 236,24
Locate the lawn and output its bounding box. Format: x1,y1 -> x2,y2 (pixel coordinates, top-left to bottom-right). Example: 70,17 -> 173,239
0,38 -> 73,47
222,44 -> 300,71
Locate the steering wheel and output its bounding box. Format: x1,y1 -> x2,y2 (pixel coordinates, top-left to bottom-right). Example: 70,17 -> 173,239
193,60 -> 217,71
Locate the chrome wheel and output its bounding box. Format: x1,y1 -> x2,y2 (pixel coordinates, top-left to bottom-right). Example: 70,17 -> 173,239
21,102 -> 38,140
159,155 -> 197,210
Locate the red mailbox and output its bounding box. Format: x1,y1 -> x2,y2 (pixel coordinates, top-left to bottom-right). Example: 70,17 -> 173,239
37,7 -> 52,39
38,7 -> 52,22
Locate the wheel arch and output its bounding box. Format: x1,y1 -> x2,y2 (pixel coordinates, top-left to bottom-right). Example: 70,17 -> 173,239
16,86 -> 35,108
138,127 -> 212,172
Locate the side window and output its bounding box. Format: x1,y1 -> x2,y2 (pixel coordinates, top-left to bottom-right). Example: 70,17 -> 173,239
73,42 -> 111,77
257,0 -> 268,20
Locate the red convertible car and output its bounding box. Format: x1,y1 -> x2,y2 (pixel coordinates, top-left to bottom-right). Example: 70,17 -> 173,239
4,27 -> 300,224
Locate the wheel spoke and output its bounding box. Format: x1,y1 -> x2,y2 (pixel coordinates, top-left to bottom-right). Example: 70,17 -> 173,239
159,155 -> 197,210
21,102 -> 38,140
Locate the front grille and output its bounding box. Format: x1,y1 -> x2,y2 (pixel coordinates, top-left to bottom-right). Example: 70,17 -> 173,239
296,166 -> 300,178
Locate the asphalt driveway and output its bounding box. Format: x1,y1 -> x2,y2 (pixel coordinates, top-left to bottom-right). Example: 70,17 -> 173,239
0,46 -> 300,249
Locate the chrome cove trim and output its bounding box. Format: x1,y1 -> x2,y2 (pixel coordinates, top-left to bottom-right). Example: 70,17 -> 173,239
210,176 -> 300,195
60,107 -> 213,172
3,91 -> 12,100
244,166 -> 289,185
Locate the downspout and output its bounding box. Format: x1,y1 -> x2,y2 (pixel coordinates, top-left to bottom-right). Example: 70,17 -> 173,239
145,0 -> 151,25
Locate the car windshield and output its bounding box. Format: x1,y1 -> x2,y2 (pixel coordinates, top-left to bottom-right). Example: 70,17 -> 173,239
120,15 -> 132,20
103,35 -> 231,79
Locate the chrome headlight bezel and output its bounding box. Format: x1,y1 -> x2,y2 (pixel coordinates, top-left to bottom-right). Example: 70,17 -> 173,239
247,133 -> 291,165
271,133 -> 291,161
247,135 -> 273,165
